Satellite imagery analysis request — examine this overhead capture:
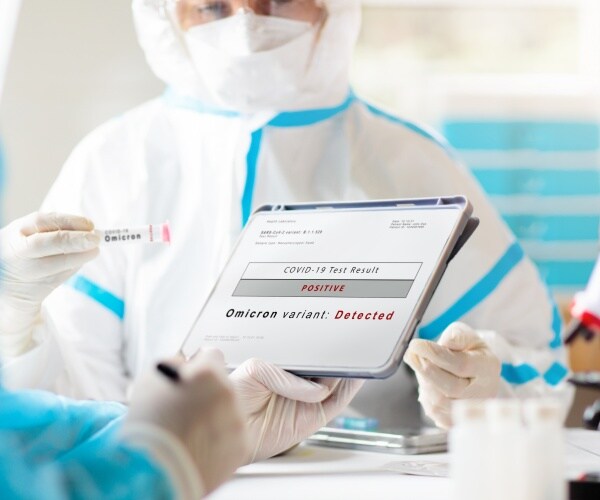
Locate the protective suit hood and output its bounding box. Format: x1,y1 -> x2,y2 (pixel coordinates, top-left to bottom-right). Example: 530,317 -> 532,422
132,0 -> 361,112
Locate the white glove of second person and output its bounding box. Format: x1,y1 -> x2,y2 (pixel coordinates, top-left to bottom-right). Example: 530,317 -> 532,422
230,358 -> 364,463
122,349 -> 248,499
0,212 -> 100,356
404,322 -> 501,429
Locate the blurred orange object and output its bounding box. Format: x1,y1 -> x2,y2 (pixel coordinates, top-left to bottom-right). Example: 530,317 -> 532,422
569,335 -> 600,372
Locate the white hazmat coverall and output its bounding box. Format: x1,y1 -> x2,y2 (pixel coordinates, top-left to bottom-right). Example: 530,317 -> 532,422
3,0 -> 572,427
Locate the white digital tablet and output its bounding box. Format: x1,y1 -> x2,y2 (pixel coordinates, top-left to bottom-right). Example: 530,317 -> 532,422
181,197 -> 477,379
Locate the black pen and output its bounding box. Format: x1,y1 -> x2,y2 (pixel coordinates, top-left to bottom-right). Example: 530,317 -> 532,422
156,362 -> 181,383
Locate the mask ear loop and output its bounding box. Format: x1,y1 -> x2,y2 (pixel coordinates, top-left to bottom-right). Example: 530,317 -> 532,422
143,0 -> 170,18
313,5 -> 328,41
303,3 -> 328,72
159,0 -> 197,59
145,0 -> 184,37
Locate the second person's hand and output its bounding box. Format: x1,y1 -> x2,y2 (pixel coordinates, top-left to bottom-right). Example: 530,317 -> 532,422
123,349 -> 248,498
230,358 -> 364,463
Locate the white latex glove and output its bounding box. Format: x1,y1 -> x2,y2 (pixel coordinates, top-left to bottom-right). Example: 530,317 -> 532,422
404,322 -> 501,429
230,358 -> 364,463
0,212 -> 100,356
123,349 -> 248,499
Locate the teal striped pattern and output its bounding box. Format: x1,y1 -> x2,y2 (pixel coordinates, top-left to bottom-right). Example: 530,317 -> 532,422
471,168 -> 600,197
502,214 -> 599,242
443,119 -> 600,294
445,121 -> 600,152
536,260 -> 597,287
501,361 -> 568,386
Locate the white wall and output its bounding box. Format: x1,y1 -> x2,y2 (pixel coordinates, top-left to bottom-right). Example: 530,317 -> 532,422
0,0 -> 163,221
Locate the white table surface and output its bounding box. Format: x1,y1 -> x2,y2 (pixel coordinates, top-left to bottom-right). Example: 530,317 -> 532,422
211,429 -> 600,500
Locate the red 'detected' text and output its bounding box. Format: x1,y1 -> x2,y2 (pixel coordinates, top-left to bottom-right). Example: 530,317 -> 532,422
334,310 -> 395,320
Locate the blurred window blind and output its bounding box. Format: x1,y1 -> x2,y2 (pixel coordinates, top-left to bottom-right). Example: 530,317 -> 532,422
355,0 -> 600,298
443,116 -> 600,296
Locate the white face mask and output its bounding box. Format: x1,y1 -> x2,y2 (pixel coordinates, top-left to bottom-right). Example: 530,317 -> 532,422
183,12 -> 317,112
187,12 -> 313,56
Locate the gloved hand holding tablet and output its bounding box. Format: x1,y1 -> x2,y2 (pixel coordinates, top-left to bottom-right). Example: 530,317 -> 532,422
181,197 -> 478,379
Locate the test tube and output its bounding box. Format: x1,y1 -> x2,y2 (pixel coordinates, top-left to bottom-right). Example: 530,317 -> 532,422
95,222 -> 171,245
487,400 -> 528,500
523,399 -> 566,500
450,400 -> 489,500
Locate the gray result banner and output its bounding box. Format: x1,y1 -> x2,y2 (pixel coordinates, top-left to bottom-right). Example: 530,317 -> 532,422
232,279 -> 415,298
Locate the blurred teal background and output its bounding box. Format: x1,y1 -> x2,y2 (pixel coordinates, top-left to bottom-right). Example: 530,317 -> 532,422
1,0 -> 599,303
353,0 -> 600,301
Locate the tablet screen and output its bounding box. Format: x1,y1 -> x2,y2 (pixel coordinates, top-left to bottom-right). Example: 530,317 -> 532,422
183,205 -> 464,374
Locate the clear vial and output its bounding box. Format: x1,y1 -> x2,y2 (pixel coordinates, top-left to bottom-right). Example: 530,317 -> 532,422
450,400 -> 489,500
523,399 -> 566,500
487,399 -> 528,500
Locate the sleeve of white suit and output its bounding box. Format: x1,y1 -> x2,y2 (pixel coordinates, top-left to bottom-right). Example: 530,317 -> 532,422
409,138 -> 574,415
432,159 -> 572,412
1,129 -> 132,401
468,252 -> 572,408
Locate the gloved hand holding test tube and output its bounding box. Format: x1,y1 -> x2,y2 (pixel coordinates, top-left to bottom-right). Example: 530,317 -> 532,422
95,221 -> 171,245
0,214 -> 171,359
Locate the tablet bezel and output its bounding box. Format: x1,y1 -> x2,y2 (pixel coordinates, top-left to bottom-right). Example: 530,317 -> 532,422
181,196 -> 474,379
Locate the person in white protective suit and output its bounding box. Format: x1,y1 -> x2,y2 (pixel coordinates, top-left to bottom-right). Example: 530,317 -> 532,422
0,0 -> 573,429
0,3 -> 246,497
0,3 -> 363,496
